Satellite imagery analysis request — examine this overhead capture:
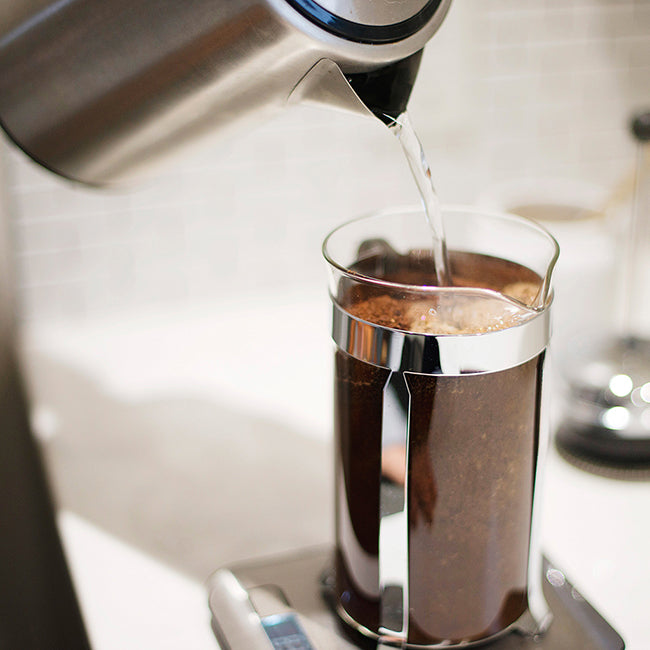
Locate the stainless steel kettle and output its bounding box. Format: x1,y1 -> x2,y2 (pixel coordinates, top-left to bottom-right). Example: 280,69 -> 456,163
0,0 -> 451,185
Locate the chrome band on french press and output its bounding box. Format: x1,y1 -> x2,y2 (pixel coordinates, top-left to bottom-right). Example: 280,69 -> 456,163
332,300 -> 551,375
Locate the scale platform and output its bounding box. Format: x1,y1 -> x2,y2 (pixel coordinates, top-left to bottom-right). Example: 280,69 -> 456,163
208,546 -> 625,649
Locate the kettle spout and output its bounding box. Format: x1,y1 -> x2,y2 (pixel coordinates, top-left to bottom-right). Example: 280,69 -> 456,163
288,52 -> 423,125
288,58 -> 375,119
346,51 -> 423,124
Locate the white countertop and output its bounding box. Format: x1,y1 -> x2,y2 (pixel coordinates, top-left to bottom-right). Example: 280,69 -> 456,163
59,511 -> 218,650
23,290 -> 650,649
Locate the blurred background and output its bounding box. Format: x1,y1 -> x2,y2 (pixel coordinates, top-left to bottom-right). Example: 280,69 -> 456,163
1,1 -> 649,648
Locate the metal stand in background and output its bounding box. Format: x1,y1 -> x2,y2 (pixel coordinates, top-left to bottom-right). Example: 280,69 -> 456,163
557,111 -> 650,471
0,151 -> 91,649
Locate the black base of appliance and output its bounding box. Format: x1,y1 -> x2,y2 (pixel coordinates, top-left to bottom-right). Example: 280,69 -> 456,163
555,424 -> 650,478
208,546 -> 624,649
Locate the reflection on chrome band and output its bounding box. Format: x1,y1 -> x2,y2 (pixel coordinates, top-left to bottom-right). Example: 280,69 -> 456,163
332,302 -> 551,375
379,370 -> 408,640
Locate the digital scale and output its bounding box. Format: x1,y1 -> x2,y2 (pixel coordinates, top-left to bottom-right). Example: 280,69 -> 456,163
208,546 -> 625,650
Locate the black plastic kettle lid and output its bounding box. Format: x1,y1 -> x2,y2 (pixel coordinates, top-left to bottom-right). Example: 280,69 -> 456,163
285,0 -> 445,44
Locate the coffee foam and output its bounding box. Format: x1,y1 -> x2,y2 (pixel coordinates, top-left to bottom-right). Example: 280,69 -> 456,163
350,281 -> 538,336
407,290 -> 535,335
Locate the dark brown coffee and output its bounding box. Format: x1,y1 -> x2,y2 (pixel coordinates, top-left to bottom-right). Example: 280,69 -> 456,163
334,250 -> 545,644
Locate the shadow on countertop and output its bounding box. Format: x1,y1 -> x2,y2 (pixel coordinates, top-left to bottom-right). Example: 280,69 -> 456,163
22,350 -> 334,582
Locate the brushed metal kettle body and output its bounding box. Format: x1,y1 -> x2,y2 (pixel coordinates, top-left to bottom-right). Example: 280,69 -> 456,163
0,0 -> 451,185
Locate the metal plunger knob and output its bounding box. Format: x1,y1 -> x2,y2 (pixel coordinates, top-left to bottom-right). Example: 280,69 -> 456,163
631,112 -> 650,142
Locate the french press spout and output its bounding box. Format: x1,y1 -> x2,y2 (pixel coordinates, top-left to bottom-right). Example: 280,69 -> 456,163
0,0 -> 451,185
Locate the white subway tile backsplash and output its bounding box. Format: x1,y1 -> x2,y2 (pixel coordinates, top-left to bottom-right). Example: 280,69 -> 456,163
541,8 -> 585,43
599,6 -> 638,39
485,75 -> 539,112
1,0 -> 649,323
18,247 -> 86,288
491,11 -> 537,47
577,128 -> 634,166
14,218 -> 81,254
627,67 -> 650,106
628,40 -> 650,70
